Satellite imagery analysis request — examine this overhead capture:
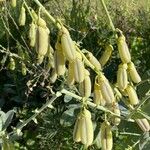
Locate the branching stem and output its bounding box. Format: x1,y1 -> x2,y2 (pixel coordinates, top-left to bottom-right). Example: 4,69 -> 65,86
33,0 -> 61,29
99,0 -> 115,32
61,89 -> 131,120
9,92 -> 62,136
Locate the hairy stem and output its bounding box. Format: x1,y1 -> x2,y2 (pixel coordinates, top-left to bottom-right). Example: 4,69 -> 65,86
0,45 -> 22,59
33,0 -> 61,29
61,89 -> 130,120
120,132 -> 141,136
10,92 -> 62,136
99,0 -> 115,32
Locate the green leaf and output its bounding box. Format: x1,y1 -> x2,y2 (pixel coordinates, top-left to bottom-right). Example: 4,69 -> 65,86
139,132 -> 150,150
60,108 -> 76,127
64,95 -> 73,103
16,128 -> 22,136
2,110 -> 14,130
0,111 -> 5,132
26,139 -> 35,146
32,118 -> 38,124
47,103 -> 54,109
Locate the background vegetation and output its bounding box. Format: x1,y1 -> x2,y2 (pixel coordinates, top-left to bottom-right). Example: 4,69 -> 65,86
0,0 -> 150,149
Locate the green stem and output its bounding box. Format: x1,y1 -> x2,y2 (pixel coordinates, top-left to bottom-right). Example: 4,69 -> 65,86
6,9 -> 31,52
0,45 -> 22,59
76,47 -> 95,70
32,0 -> 103,76
136,78 -> 150,87
61,89 -> 130,120
76,46 -> 102,75
127,94 -> 150,119
119,132 -> 141,136
23,0 -> 34,20
33,0 -> 61,29
39,0 -> 115,41
10,92 -> 62,135
131,139 -> 140,148
100,0 -> 115,32
135,95 -> 150,110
